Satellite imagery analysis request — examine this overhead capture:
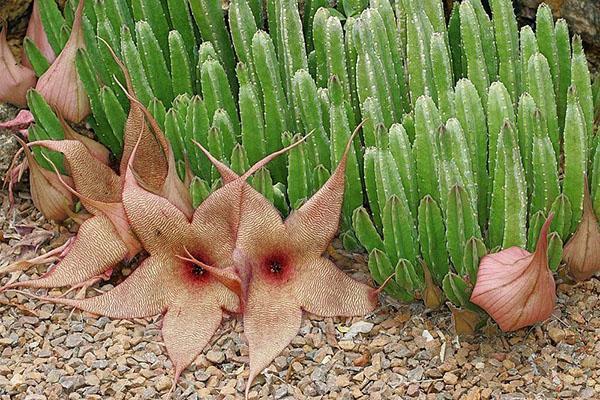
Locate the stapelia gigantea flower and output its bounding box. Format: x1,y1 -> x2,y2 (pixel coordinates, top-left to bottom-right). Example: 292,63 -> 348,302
35,0 -> 89,123
47,136 -> 243,382
195,131 -> 380,396
0,26 -> 36,107
22,0 -> 56,69
563,180 -> 600,281
36,133 -> 312,384
470,215 -> 556,331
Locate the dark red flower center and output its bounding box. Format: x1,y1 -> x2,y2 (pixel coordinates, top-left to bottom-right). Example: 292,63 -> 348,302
180,250 -> 213,284
261,254 -> 292,285
269,260 -> 283,274
192,265 -> 205,276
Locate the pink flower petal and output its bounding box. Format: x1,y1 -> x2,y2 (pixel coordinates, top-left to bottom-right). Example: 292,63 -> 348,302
35,0 -> 89,122
0,27 -> 37,107
471,216 -> 556,331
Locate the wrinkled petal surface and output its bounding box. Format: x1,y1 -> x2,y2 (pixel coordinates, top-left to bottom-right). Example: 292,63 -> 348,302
8,215 -> 127,289
31,140 -> 120,203
244,280 -> 302,398
294,258 -> 377,317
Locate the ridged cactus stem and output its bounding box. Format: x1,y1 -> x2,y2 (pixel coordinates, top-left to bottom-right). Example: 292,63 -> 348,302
516,93 -> 537,191
329,76 -> 363,223
136,21 -> 173,106
571,37 -> 594,152
277,0 -> 309,131
405,5 -> 436,107
240,76 -> 267,165
313,11 -> 352,106
459,1 -> 489,108
535,4 -> 559,97
519,25 -> 538,94
469,0 -> 498,81
201,58 -> 241,137
229,0 -> 261,92
489,120 -> 527,248
388,124 -> 418,218
487,81 -> 515,175
530,116 -> 560,216
430,32 -> 455,120
169,31 -> 194,97
286,132 -> 312,208
490,0 -> 520,101
554,19 -> 571,132
291,70 -> 331,169
352,206 -> 384,254
413,96 -> 442,204
528,53 -> 560,161
371,0 -> 410,113
120,27 -> 154,106
252,30 -> 288,183
167,0 -> 197,62
189,0 -> 237,92
417,195 -> 448,284
455,79 -> 488,228
383,195 -> 418,266
445,185 -> 481,276
563,86 -> 588,232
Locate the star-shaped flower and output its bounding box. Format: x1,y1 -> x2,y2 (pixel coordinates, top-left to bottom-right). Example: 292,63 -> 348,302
194,131 -> 379,396
43,137 -> 241,381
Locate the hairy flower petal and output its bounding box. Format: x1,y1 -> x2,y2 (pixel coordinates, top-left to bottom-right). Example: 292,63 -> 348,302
285,150 -> 348,254
35,0 -> 89,122
123,165 -> 191,254
563,181 -> 600,281
293,258 -> 377,317
244,282 -> 303,399
22,0 -> 56,68
5,215 -> 128,289
47,250 -> 240,380
0,26 -> 36,107
470,216 -> 556,331
116,60 -> 193,218
50,255 -> 172,317
162,283 -> 239,380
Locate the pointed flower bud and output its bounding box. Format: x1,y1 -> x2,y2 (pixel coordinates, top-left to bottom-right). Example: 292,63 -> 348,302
35,0 -> 90,123
471,215 -> 556,332
448,303 -> 480,336
563,180 -> 600,281
421,260 -> 443,310
0,27 -> 37,107
14,137 -> 75,222
22,0 -> 56,69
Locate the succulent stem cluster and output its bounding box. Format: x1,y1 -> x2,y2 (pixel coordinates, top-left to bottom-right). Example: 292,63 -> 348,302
1,0 -> 600,357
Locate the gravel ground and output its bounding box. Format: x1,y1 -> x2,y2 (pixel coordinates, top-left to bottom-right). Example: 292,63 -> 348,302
0,173 -> 599,400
